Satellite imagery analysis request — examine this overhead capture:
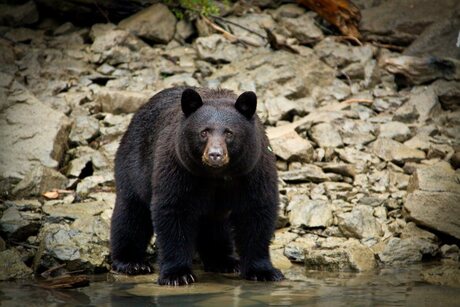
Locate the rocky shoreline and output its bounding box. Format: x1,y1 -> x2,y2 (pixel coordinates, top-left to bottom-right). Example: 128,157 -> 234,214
0,0 -> 459,283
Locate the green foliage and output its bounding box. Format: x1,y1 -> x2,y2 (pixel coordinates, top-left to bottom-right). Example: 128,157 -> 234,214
163,0 -> 224,18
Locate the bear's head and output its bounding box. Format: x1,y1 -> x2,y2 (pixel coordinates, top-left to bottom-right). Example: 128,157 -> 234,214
176,88 -> 262,177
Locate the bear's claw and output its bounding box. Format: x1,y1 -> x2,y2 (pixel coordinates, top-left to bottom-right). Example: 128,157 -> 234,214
158,272 -> 197,286
111,261 -> 153,275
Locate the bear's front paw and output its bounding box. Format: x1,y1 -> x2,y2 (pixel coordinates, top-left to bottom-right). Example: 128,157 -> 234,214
242,267 -> 284,282
158,268 -> 197,286
112,261 -> 153,275
204,257 -> 240,273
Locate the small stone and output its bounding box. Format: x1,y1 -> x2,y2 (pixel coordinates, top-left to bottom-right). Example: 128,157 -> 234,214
279,164 -> 329,183
289,196 -> 333,228
69,116 -> 100,145
279,12 -> 324,44
267,125 -> 314,162
378,121 -> 411,142
320,162 -> 356,178
337,205 -> 383,240
196,34 -> 243,63
265,96 -> 303,123
12,166 -> 68,198
118,3 -> 176,43
310,123 -> 343,148
372,138 -> 425,164
95,89 -> 150,114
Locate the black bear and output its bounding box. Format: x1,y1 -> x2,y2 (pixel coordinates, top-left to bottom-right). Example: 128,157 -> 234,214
110,87 -> 284,285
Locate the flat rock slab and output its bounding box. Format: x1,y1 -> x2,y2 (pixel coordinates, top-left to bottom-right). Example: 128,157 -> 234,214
405,191 -> 460,240
372,138 -> 425,164
404,164 -> 460,239
0,89 -> 71,187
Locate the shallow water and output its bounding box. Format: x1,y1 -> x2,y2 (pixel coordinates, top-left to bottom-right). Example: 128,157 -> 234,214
1,265 -> 459,306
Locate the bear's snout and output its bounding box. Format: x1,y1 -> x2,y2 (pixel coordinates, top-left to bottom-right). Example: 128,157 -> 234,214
203,141 -> 229,168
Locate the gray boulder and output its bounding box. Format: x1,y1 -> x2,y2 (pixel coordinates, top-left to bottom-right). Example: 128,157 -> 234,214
118,3 -> 176,43
0,88 -> 71,193
360,0 -> 459,45
404,164 -> 460,240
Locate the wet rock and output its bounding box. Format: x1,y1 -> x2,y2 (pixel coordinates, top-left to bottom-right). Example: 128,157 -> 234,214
439,244 -> 460,261
118,3 -> 176,44
0,1 -> 39,27
0,89 -> 71,191
0,237 -> 5,251
95,89 -> 150,114
280,164 -> 329,183
0,249 -> 33,280
421,264 -> 460,288
404,164 -> 460,240
289,196 -> 333,228
270,249 -> 292,270
37,222 -> 110,271
0,207 -> 41,241
378,122 -> 411,142
372,138 -> 426,164
279,12 -> 324,44
404,13 -> 460,59
337,205 -> 383,240
360,0 -> 459,45
304,239 -> 376,272
310,123 -> 343,148
378,237 -> 438,265
195,34 -> 243,64
12,166 -> 68,198
267,125 -> 314,162
69,116 -> 100,145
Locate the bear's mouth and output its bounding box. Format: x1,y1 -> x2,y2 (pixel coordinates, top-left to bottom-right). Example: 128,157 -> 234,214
202,154 -> 230,168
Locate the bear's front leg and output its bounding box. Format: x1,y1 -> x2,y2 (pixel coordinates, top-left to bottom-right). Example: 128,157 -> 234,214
153,203 -> 198,286
233,207 -> 284,282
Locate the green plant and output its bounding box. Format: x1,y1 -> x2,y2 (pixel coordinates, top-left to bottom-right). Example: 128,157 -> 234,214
163,0 -> 224,18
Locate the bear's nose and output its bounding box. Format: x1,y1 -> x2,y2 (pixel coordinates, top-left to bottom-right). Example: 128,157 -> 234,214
208,147 -> 223,162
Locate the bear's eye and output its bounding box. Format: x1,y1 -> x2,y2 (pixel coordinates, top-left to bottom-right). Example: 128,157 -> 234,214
225,130 -> 233,138
200,130 -> 208,138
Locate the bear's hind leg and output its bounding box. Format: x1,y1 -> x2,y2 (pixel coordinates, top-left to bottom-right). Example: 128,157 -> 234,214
197,217 -> 239,273
110,196 -> 153,275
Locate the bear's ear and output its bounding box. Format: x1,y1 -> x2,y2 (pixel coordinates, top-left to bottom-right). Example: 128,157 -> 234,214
181,88 -> 203,116
235,91 -> 257,119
